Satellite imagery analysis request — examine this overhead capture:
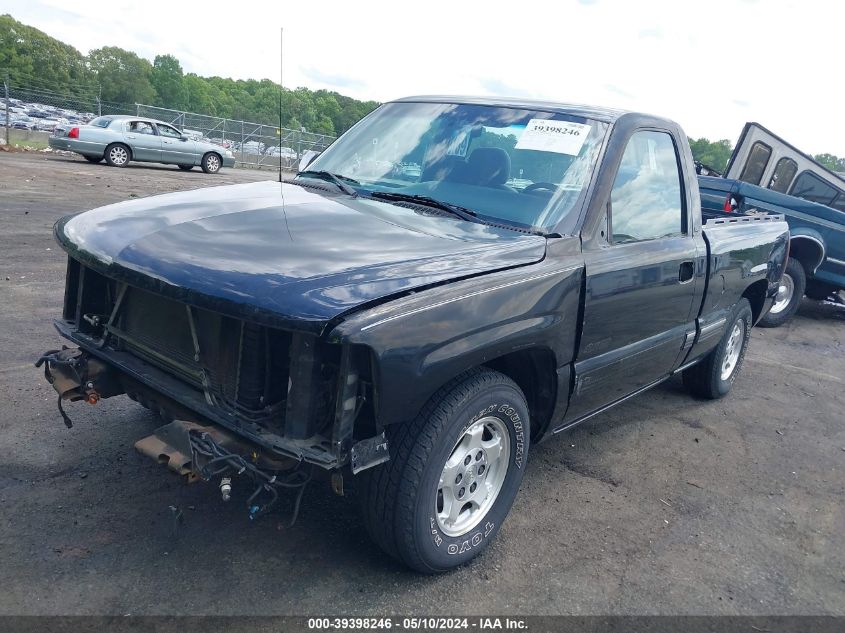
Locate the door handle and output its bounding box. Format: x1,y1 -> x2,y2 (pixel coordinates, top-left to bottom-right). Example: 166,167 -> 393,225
679,261 -> 695,283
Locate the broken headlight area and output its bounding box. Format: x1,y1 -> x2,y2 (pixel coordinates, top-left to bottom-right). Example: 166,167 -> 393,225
37,258 -> 390,521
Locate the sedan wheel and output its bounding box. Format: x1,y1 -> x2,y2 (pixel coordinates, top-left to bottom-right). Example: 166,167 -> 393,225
202,153 -> 221,174
105,144 -> 130,167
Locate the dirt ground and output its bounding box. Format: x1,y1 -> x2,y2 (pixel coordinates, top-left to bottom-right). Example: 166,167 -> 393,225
0,152 -> 843,616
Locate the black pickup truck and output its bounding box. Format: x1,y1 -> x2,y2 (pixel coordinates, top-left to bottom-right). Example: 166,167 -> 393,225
39,96 -> 789,572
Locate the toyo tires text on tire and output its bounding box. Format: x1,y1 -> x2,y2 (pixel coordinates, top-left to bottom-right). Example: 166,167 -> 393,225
683,298 -> 752,400
357,368 -> 530,573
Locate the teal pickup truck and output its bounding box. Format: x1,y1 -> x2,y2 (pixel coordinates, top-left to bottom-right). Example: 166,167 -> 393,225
698,122 -> 845,327
699,176 -> 845,326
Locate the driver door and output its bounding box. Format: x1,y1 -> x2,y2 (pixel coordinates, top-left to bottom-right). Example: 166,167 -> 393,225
566,129 -> 701,421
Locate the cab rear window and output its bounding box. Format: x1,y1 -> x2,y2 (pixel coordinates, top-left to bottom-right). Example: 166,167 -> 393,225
88,117 -> 113,128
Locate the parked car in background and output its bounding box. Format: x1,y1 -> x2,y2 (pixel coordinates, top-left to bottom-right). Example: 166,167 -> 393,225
49,115 -> 236,173
35,118 -> 63,132
698,122 -> 845,326
10,117 -> 36,130
266,146 -> 298,165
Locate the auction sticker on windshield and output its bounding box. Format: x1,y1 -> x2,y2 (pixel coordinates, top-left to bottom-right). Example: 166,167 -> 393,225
515,119 -> 592,155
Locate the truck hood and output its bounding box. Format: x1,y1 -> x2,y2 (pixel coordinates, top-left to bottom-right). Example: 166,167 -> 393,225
56,181 -> 547,332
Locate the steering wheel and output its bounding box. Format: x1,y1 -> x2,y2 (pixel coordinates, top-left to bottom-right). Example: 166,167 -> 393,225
522,182 -> 558,194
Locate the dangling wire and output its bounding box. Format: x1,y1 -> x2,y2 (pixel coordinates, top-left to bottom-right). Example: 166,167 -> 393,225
188,429 -> 310,525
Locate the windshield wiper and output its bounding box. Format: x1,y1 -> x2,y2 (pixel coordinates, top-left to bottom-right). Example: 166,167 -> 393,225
367,191 -> 480,224
297,170 -> 359,197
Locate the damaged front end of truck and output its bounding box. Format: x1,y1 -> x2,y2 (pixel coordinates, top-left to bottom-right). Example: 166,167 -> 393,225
38,256 -> 389,521
35,174 -> 547,527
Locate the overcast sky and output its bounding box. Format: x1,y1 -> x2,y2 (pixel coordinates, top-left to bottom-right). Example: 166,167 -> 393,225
7,0 -> 843,154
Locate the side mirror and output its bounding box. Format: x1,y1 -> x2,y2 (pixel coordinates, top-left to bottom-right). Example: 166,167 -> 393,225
179,134 -> 189,141
298,150 -> 320,172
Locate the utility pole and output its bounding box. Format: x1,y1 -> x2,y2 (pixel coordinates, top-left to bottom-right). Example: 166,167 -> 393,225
97,84 -> 102,116
4,75 -> 10,147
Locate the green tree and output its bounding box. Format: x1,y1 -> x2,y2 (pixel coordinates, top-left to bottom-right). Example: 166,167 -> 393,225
151,54 -> 187,110
182,73 -> 216,114
0,14 -> 93,95
1,14 -> 381,133
689,137 -> 733,173
813,153 -> 845,172
88,46 -> 156,104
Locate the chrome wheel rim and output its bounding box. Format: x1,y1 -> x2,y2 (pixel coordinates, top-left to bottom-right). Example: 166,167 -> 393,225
109,146 -> 128,165
206,155 -> 220,172
436,416 -> 510,537
770,274 -> 794,314
720,321 -> 745,381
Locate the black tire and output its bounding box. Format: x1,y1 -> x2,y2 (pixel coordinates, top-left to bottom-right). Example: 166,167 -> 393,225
357,368 -> 530,573
84,155 -> 103,163
201,153 -> 222,174
104,143 -> 131,168
178,164 -> 194,171
758,257 -> 805,328
683,298 -> 753,400
804,280 -> 838,301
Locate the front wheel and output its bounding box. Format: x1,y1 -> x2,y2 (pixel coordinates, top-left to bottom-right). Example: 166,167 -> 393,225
759,257 -> 805,327
105,143 -> 130,168
201,153 -> 221,174
357,368 -> 530,573
683,298 -> 753,399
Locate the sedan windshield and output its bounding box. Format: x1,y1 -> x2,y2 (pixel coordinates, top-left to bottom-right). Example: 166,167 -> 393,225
304,101 -> 608,232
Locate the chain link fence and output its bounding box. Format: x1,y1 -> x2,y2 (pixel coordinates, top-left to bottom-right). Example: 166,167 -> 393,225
135,104 -> 335,170
4,83 -> 131,118
3,83 -> 336,169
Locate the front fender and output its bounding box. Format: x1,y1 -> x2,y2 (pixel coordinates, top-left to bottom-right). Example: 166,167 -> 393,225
329,260 -> 584,428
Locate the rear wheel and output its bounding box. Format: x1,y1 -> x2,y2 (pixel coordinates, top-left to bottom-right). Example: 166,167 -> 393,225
105,143 -> 130,168
683,298 -> 752,399
357,368 -> 529,573
201,153 -> 221,174
84,155 -> 103,163
178,164 -> 193,171
759,257 -> 805,327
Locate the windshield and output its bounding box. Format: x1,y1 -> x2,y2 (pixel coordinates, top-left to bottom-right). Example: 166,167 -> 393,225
304,101 -> 608,232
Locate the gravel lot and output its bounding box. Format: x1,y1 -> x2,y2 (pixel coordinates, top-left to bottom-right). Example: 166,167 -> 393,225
0,152 -> 843,616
